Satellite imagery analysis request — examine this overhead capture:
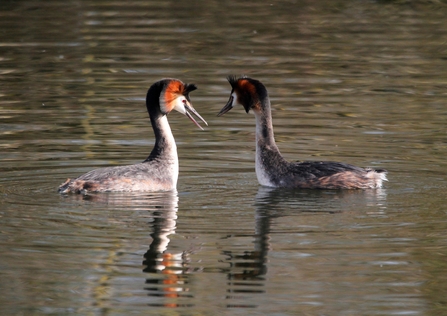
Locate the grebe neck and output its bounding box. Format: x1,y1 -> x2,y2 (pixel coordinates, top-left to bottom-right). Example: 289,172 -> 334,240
144,107 -> 178,163
254,99 -> 287,187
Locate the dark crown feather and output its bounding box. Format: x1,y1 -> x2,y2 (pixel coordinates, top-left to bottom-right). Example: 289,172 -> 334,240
227,75 -> 248,88
184,83 -> 197,95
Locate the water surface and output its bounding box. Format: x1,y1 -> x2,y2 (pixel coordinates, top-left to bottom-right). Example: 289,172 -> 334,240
1,1 -> 447,315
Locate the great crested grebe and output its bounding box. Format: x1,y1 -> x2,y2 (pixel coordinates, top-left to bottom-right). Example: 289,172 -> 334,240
218,76 -> 387,189
58,78 -> 207,194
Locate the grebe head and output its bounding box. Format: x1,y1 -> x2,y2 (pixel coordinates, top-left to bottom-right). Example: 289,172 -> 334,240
217,76 -> 268,117
155,78 -> 208,129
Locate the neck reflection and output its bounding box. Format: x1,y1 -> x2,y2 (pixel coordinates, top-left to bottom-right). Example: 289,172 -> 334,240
142,191 -> 193,308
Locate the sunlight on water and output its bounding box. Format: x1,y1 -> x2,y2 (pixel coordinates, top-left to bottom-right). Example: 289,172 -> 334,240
1,0 -> 447,315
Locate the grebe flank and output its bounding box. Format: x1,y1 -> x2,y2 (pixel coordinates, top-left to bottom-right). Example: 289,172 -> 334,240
217,76 -> 387,189
59,78 -> 207,194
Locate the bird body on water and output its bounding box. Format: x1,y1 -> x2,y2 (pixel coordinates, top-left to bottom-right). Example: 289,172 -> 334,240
218,76 -> 387,190
59,78 -> 207,194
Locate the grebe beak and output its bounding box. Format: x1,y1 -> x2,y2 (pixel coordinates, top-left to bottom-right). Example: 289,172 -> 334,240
217,95 -> 234,117
184,103 -> 208,130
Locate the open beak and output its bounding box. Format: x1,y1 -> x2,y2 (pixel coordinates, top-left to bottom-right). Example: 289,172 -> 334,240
184,103 -> 208,130
217,95 -> 234,117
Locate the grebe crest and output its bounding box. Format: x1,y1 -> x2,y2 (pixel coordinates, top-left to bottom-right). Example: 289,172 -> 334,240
58,78 -> 207,194
218,76 -> 388,190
